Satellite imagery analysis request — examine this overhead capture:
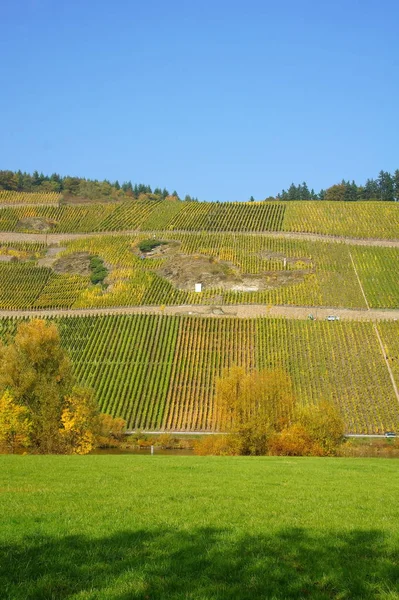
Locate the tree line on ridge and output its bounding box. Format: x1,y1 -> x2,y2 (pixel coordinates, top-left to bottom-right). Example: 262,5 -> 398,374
0,168 -> 398,203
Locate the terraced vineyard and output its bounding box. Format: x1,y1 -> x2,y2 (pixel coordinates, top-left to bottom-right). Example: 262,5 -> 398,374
0,196 -> 398,237
0,203 -> 119,233
350,246 -> 399,308
1,314 -> 398,433
167,201 -> 286,231
0,196 -> 398,436
2,232 -> 399,310
0,190 -> 61,205
283,201 -> 399,239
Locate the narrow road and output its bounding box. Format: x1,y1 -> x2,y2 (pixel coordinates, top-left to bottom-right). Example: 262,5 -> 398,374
0,229 -> 399,247
0,304 -> 398,321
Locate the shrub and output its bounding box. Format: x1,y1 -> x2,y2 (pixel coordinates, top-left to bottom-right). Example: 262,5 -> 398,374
296,400 -> 345,455
96,413 -> 127,447
268,423 -> 324,456
90,256 -> 108,285
138,239 -> 165,253
194,434 -> 241,456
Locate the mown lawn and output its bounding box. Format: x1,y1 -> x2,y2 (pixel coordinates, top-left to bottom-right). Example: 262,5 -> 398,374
1,456 -> 399,599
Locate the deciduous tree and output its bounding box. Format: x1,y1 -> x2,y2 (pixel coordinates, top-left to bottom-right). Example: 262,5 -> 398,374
214,366 -> 295,455
296,400 -> 344,455
59,387 -> 98,454
0,391 -> 32,453
0,319 -> 98,454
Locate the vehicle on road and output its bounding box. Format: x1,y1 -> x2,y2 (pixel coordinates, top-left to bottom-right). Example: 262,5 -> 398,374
326,315 -> 340,321
384,432 -> 396,438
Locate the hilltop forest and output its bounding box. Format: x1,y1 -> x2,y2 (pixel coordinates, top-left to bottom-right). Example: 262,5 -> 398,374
0,168 -> 398,202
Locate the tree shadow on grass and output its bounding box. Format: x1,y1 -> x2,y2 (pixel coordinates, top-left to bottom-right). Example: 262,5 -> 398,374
1,527 -> 399,599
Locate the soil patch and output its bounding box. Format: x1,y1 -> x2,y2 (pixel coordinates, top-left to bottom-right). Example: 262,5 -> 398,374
52,252 -> 91,276
158,254 -> 240,290
158,254 -> 311,291
17,217 -> 58,232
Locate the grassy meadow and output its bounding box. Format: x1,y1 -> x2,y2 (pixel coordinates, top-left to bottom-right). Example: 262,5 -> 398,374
1,456 -> 399,599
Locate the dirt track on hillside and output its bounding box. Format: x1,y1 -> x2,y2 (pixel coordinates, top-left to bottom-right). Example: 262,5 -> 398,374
0,304 -> 398,321
1,230 -> 399,247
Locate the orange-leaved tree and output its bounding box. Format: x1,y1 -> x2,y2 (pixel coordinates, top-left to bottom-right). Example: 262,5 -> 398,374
269,400 -> 345,456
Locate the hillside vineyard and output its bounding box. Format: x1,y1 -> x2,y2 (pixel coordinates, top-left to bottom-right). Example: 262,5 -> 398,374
0,192 -> 399,434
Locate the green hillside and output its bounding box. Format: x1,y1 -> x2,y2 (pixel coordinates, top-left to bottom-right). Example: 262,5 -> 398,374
0,196 -> 399,435
1,314 -> 398,433
1,233 -> 399,310
0,194 -> 398,238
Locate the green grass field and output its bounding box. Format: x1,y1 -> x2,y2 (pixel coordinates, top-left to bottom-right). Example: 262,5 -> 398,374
1,456 -> 399,599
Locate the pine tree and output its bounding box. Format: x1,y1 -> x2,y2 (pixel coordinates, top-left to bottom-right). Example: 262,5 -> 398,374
378,170 -> 394,201
393,169 -> 399,202
300,182 -> 310,200
287,183 -> 299,200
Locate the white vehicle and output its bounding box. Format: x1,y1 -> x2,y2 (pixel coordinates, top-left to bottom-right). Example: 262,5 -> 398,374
326,315 -> 340,321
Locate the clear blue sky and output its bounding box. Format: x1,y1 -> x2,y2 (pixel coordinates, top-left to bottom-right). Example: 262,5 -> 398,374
1,0 -> 398,201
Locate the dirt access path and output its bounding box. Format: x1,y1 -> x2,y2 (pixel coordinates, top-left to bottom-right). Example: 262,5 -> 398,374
1,230 -> 399,247
0,304 -> 398,321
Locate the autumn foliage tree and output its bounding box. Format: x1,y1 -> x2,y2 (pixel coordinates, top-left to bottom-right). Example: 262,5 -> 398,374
296,400 -> 345,454
196,366 -> 345,456
0,319 -> 99,454
269,401 -> 344,456
59,387 -> 99,455
212,366 -> 296,455
0,391 -> 32,453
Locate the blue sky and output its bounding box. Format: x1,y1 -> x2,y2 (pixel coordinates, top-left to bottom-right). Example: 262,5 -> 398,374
1,0 -> 398,201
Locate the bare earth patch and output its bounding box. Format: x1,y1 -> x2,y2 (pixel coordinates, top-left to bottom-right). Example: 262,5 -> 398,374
52,252 -> 91,276
230,270 -> 310,292
17,217 -> 58,232
158,254 -> 240,290
158,253 -> 311,291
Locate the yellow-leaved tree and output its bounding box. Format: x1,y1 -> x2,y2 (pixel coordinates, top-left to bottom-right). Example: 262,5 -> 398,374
0,319 -> 99,454
0,390 -> 32,453
59,387 -> 99,455
210,365 -> 296,455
